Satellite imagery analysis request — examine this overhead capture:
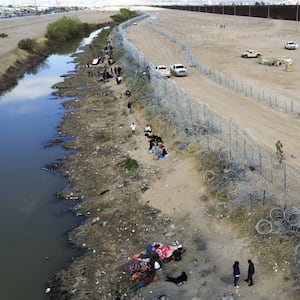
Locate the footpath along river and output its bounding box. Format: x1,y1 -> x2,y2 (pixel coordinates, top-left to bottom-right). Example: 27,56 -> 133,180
0,30 -> 101,300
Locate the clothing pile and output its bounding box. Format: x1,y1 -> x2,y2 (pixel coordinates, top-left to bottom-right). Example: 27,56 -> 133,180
128,241 -> 184,291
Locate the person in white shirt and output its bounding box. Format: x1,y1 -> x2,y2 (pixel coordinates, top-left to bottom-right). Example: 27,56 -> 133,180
130,122 -> 136,135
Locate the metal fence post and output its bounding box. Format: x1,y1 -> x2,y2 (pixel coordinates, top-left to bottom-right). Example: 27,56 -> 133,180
283,162 -> 287,193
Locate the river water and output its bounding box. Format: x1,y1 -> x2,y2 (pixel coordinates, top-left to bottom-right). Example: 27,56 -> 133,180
0,30 -> 101,300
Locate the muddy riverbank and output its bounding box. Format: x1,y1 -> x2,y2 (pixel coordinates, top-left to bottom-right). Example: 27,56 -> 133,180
46,30 -> 180,299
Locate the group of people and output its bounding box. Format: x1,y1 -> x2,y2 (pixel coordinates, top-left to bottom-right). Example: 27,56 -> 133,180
144,125 -> 168,160
233,259 -> 255,288
128,242 -> 185,291
85,42 -> 123,85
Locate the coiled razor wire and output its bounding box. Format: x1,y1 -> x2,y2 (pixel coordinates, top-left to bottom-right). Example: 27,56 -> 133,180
270,207 -> 285,226
203,170 -> 215,182
255,219 -> 273,235
255,206 -> 300,237
284,207 -> 300,226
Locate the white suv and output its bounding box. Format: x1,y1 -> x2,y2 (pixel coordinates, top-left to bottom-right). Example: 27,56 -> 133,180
285,41 -> 298,50
170,64 -> 187,77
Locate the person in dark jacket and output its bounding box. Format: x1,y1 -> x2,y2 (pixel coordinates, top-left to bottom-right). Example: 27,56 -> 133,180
244,259 -> 255,286
233,261 -> 240,287
165,271 -> 187,286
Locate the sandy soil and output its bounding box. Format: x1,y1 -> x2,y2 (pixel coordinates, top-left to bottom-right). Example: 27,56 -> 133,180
1,8 -> 299,300
121,9 -> 300,299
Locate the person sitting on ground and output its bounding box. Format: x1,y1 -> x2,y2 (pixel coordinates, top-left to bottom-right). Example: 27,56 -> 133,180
149,139 -> 156,152
151,134 -> 163,144
165,271 -> 188,286
155,144 -> 168,159
162,147 -> 168,157
116,76 -> 122,85
144,125 -> 152,137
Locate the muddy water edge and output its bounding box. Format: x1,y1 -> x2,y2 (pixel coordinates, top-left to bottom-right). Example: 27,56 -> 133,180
46,28 -> 178,299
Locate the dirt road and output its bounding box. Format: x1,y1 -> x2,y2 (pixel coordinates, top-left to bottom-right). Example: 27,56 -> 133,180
125,9 -> 300,169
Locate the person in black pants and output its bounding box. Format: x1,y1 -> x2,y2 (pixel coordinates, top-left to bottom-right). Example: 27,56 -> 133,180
245,259 -> 255,286
233,261 -> 240,287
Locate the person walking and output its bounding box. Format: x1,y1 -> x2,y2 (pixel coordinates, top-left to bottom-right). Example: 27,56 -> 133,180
130,122 -> 136,135
275,140 -> 283,162
244,259 -> 255,286
233,261 -> 240,288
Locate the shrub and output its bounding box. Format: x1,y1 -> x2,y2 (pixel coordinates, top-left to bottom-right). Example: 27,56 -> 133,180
122,157 -> 139,174
45,16 -> 91,45
18,38 -> 35,52
110,8 -> 139,24
0,33 -> 8,38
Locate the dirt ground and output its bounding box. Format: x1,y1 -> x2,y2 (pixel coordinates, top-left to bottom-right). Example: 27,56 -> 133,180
1,7 -> 299,300
125,9 -> 300,168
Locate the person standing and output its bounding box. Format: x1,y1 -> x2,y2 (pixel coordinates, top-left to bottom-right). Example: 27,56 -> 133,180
130,122 -> 136,135
245,259 -> 255,286
127,101 -> 132,114
233,261 -> 240,288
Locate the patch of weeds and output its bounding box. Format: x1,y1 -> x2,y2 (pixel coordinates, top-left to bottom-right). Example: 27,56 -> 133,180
18,38 -> 35,52
94,132 -> 110,142
122,156 -> 139,174
199,151 -> 220,173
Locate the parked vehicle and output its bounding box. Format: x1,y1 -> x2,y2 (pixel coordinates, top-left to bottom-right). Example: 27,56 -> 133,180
241,49 -> 262,58
155,65 -> 171,78
284,41 -> 298,50
170,63 -> 187,77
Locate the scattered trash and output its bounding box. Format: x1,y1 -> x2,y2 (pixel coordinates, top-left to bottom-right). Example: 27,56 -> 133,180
154,261 -> 161,270
91,217 -> 100,224
273,262 -> 278,272
45,287 -> 51,294
100,189 -> 110,195
178,144 -> 186,150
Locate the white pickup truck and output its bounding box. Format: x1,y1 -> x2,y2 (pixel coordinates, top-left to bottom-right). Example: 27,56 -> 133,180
155,65 -> 171,78
170,64 -> 187,77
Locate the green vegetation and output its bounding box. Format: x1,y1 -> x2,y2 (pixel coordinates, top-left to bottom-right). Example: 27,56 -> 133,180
18,38 -> 36,52
0,33 -> 8,38
45,16 -> 91,46
110,8 -> 139,24
122,157 -> 139,174
88,27 -> 111,57
17,37 -> 48,56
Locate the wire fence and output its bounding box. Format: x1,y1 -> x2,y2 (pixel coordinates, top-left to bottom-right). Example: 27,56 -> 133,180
112,15 -> 300,205
147,18 -> 300,114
